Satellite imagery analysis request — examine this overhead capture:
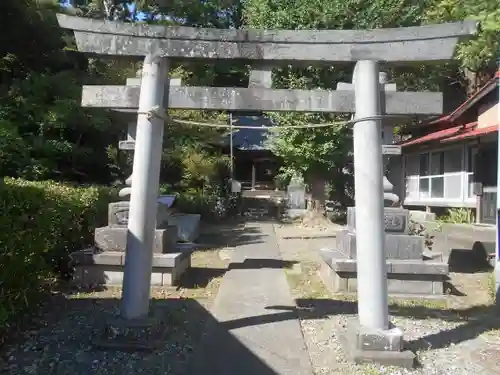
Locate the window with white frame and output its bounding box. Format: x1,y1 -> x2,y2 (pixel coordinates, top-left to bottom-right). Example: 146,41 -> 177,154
404,146 -> 474,203
466,145 -> 477,198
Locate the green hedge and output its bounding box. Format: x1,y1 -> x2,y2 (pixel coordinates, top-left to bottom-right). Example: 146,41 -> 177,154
0,178 -> 116,334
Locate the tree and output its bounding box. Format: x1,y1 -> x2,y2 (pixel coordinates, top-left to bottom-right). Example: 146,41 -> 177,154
243,0 -> 434,216
424,0 -> 500,93
0,0 -> 122,182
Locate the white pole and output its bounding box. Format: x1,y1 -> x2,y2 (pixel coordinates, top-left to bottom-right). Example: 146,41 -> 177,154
495,52 -> 500,303
121,54 -> 169,319
353,60 -> 389,330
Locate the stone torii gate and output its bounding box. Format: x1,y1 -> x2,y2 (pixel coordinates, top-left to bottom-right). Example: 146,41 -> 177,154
57,13 -> 476,365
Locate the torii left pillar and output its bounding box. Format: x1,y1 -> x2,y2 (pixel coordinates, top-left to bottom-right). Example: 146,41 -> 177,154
121,54 -> 169,319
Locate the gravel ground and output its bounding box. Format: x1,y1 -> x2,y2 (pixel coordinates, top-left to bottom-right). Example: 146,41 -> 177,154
3,222 -> 500,375
275,223 -> 500,375
0,249 -> 229,375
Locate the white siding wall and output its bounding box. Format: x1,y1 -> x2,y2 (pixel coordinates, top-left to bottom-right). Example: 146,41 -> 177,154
403,144 -> 476,207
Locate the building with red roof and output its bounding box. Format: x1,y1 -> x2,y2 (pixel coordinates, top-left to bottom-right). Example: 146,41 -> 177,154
396,72 -> 499,224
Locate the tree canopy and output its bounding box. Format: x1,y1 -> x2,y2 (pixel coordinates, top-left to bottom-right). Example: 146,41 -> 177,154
0,0 -> 497,209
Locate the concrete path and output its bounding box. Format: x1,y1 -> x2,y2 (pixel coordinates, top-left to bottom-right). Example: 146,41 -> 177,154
186,222 -> 313,375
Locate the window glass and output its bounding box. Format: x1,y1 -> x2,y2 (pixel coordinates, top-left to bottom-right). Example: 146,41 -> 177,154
419,153 -> 429,176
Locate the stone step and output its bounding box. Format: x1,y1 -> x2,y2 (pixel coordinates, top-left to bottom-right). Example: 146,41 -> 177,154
69,249 -> 192,287
319,248 -> 449,297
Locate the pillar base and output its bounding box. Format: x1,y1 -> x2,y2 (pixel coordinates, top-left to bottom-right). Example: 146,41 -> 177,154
343,318 -> 416,368
93,307 -> 168,352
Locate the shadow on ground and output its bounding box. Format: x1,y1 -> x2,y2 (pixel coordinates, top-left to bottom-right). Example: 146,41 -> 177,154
0,296 -> 284,375
177,259 -> 297,288
198,216 -> 281,249
182,295 -> 500,354
448,246 -> 493,274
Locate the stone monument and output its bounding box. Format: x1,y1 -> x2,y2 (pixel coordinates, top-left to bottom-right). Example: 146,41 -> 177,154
68,73 -> 190,289
57,13 -> 476,362
322,68 -> 449,299
115,74 -> 202,243
285,176 -> 307,219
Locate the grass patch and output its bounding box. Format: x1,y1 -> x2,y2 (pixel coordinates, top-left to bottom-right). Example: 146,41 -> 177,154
487,272 -> 496,302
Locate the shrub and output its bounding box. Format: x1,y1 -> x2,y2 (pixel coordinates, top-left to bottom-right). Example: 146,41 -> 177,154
438,207 -> 475,224
0,178 -> 116,336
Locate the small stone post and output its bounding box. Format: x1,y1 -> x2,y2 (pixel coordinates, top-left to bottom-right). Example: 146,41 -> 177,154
251,163 -> 256,190
121,54 -> 169,319
353,60 -> 389,330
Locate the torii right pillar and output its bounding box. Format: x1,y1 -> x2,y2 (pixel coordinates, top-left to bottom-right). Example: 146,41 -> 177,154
353,61 -> 390,331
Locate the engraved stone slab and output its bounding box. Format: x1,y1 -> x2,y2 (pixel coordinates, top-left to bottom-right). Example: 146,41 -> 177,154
336,229 -> 424,260
94,226 -> 178,253
347,207 -> 409,234
108,201 -> 170,228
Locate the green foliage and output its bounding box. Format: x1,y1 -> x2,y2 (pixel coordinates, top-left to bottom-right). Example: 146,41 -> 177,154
0,120 -> 30,177
0,178 -> 116,337
424,0 -> 500,73
0,0 -> 123,184
243,0 -> 435,205
181,147 -> 231,190
438,207 -> 475,224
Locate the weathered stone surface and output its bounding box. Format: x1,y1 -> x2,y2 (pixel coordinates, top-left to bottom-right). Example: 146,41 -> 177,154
108,201 -> 170,228
56,14 -> 476,43
347,207 -> 410,233
71,250 -> 191,286
126,77 -> 182,87
319,248 -> 448,296
330,258 -> 448,275
343,318 -> 415,368
81,85 -> 443,115
248,64 -> 273,88
94,226 -> 177,253
336,229 -> 424,260
56,14 -> 477,62
352,323 -> 404,352
70,249 -> 191,268
166,213 -> 201,242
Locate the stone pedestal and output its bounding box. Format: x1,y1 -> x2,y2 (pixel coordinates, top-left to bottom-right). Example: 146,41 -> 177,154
320,206 -> 447,367
320,207 -> 449,298
69,200 -> 193,288
94,226 -> 177,253
70,248 -> 191,287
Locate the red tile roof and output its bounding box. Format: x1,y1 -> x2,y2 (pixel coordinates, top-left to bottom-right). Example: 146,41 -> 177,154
442,124 -> 497,142
400,122 -> 477,147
